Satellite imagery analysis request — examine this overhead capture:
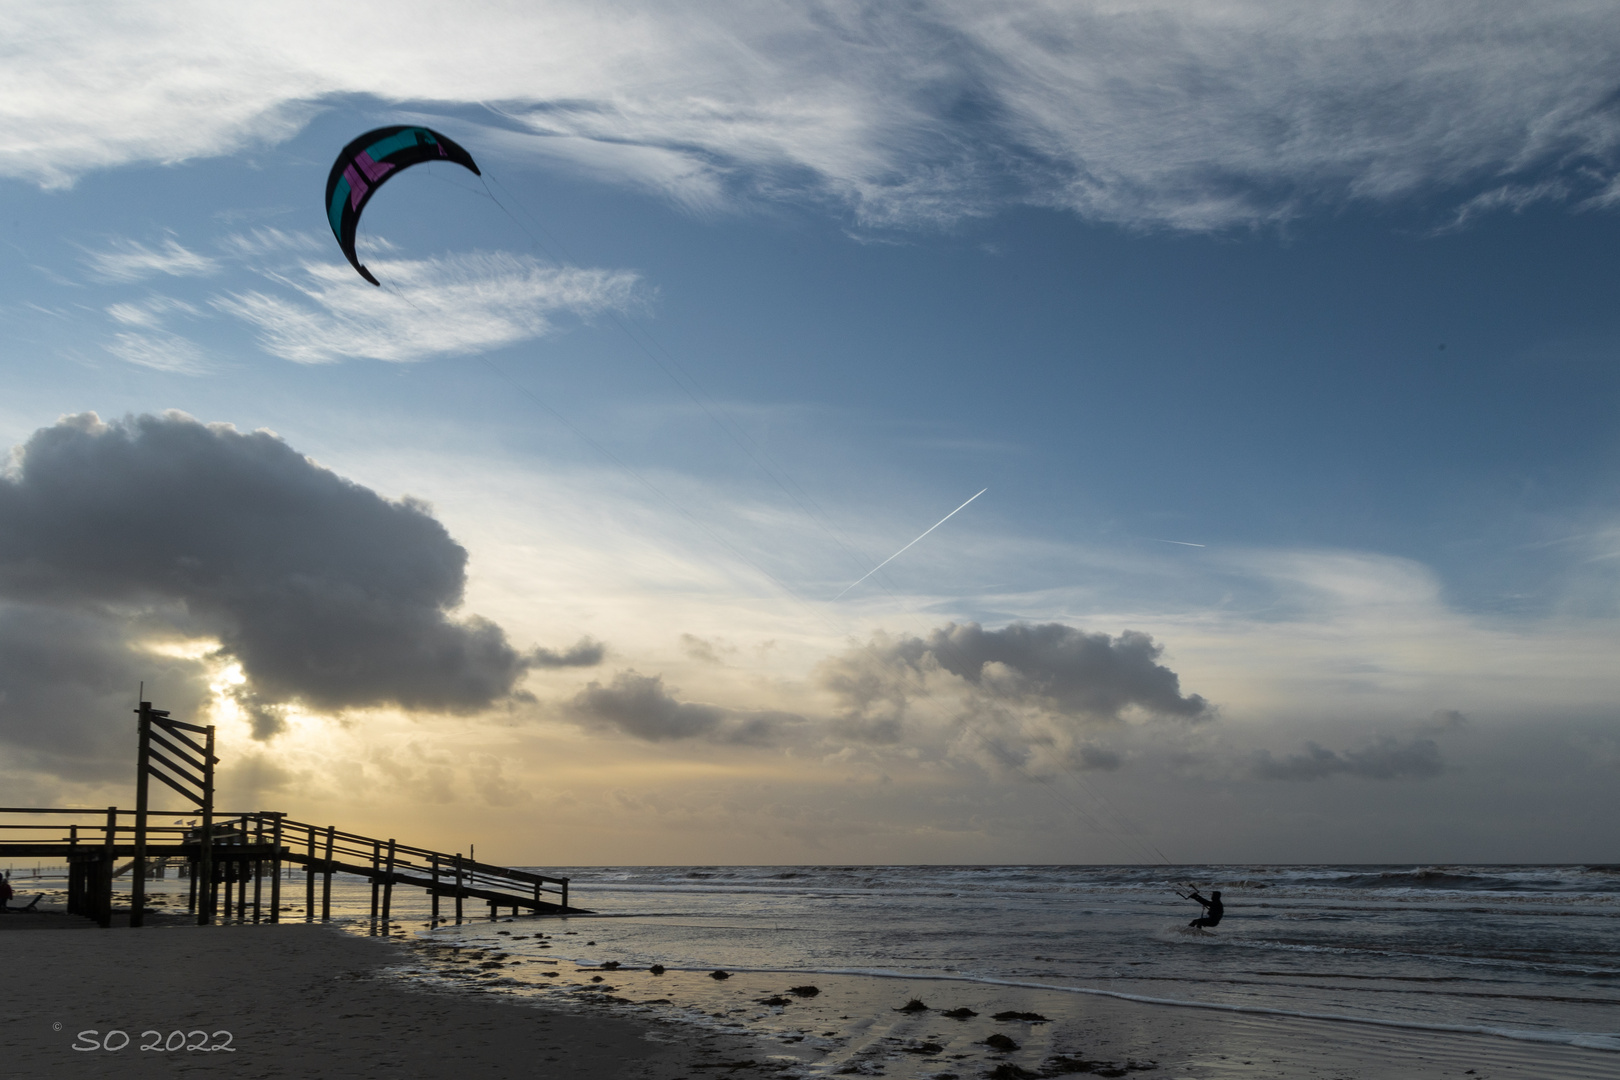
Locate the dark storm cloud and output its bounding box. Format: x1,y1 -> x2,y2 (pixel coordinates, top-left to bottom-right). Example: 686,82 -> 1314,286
821,622 -> 1209,729
0,412 -> 595,755
1253,737 -> 1444,781
568,670 -> 800,746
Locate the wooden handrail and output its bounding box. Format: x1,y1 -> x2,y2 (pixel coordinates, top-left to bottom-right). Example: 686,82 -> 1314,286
3,805 -> 577,916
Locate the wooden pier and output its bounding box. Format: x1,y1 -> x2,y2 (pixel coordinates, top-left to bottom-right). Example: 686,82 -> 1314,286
1,808 -> 582,927
0,702 -> 585,927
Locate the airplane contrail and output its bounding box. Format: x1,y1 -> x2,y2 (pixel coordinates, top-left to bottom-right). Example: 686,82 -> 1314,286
835,488 -> 988,600
1150,538 -> 1206,548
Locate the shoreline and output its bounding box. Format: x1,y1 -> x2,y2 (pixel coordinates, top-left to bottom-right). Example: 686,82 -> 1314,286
3,915 -> 1616,1079
396,918 -> 1620,1080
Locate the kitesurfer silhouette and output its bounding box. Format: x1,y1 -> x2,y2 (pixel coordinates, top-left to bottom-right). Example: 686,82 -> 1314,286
1187,888 -> 1223,928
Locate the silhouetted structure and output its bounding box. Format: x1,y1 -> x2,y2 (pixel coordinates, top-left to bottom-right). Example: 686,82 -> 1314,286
1,702 -> 581,927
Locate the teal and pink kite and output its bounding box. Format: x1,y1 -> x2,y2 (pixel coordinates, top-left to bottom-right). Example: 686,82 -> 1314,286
324,126 -> 481,285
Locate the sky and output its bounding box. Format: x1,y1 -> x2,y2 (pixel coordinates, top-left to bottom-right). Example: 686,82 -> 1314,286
2,2 -> 1619,866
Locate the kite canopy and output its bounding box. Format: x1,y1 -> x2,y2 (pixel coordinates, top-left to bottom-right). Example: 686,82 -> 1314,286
324,126 -> 481,286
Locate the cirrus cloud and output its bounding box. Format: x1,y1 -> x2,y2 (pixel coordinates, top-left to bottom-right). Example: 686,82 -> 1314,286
212,252 -> 639,363
1,3 -> 1616,230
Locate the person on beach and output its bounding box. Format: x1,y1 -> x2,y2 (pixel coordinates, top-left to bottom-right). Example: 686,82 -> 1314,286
1187,889 -> 1223,928
0,873 -> 13,911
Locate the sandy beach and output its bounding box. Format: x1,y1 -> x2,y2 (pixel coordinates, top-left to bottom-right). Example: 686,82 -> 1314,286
1,916 -> 758,1080
4,913 -> 1616,1080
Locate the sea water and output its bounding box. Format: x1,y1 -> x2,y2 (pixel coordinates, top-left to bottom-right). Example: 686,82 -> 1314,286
136,863 -> 1620,1072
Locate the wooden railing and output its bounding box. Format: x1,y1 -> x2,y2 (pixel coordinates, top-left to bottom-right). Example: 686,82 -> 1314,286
246,813 -> 572,924
0,807 -> 578,927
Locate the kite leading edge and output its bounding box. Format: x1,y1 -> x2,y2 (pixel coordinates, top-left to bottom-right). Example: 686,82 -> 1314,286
324,126 -> 481,286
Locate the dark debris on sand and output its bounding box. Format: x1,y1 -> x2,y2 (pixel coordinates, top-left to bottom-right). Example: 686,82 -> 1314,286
900,1042 -> 945,1055
941,1007 -> 978,1019
788,985 -> 820,997
986,1066 -> 1041,1080
896,998 -> 930,1012
992,1011 -> 1050,1023
982,1034 -> 1019,1052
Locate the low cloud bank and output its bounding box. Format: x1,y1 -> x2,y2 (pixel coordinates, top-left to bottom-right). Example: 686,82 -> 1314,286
1253,736 -> 1444,781
568,670 -> 800,746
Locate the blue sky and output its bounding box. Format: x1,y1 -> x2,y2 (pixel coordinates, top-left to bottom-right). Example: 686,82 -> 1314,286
3,3 -> 1619,864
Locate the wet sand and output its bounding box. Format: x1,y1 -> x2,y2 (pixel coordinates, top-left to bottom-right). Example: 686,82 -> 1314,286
1,918 -> 759,1080
402,949 -> 1620,1080
3,915 -> 1616,1080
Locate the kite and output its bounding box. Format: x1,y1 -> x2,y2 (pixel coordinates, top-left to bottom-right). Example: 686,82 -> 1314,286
324,126 -> 481,285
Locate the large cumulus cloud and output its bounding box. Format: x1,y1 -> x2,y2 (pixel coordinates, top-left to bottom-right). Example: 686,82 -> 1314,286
818,621 -> 1208,772
822,622 -> 1208,727
0,411 -> 597,768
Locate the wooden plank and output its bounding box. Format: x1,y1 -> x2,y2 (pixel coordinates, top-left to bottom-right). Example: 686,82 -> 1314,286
146,728 -> 207,774
145,766 -> 205,806
144,747 -> 204,794
152,715 -> 212,736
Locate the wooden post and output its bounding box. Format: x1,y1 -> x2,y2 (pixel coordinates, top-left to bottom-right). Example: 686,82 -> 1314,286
305,824 -> 316,921
430,856 -> 440,924
187,856 -> 197,914
368,839 -> 380,930
131,704 -> 152,928
381,838 -> 396,927
237,844 -> 249,921
269,814 -> 282,923
321,826 -> 335,921
198,727 -> 216,926
561,878 -> 568,913
100,807 -> 116,928
251,818 -> 263,924
454,853 -> 464,924
67,858 -> 83,916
